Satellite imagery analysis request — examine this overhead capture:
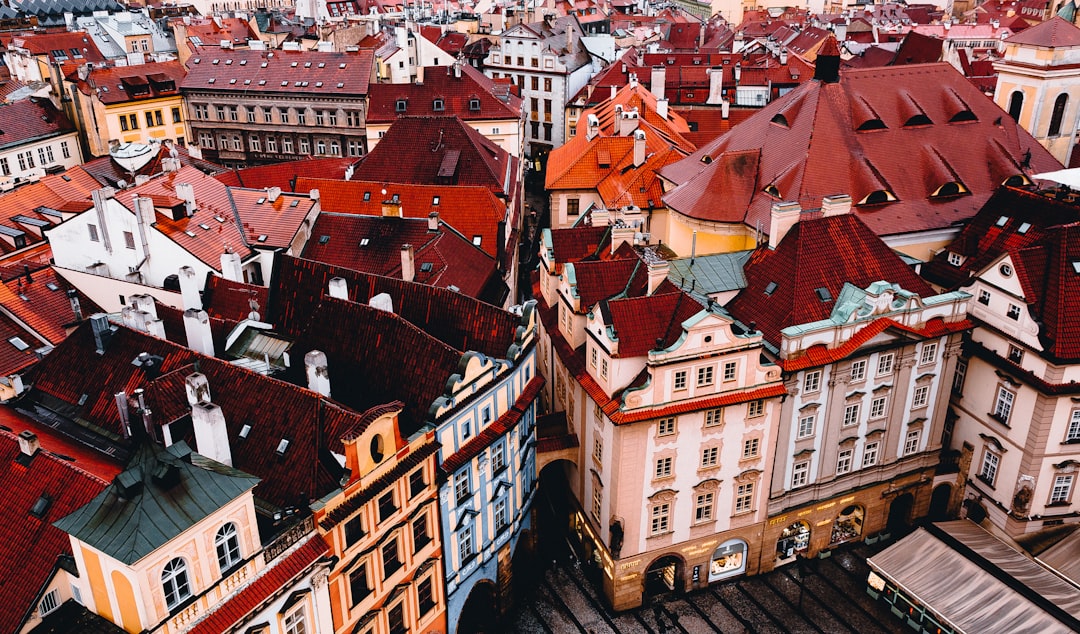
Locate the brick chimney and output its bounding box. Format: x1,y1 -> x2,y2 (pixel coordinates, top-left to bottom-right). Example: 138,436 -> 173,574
328,277 -> 348,300
382,199 -> 403,217
305,350 -> 331,397
401,244 -> 415,282
18,430 -> 39,457
769,201 -> 802,249
178,266 -> 202,310
183,309 -> 215,357
650,65 -> 666,101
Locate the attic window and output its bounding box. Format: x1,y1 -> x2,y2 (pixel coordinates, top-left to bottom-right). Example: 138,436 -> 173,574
229,79 -> 237,84
360,238 -> 370,246
240,60 -> 247,65
473,236 -> 482,246
29,494 -> 51,518
339,63 -> 347,69
225,60 -> 233,65
764,281 -> 778,296
420,262 -> 434,272
996,215 -> 1009,227
315,82 -> 323,87
261,63 -> 268,68
281,81 -> 288,86
932,182 -> 968,198
318,235 -> 330,244
291,62 -> 298,67
304,62 -> 312,68
212,59 -> 220,65
318,62 -> 325,68
433,99 -> 445,111
239,423 -> 252,438
859,190 -> 897,205
337,83 -> 344,89
363,192 -> 371,201
763,184 -> 781,198
395,99 -> 407,112
257,197 -> 266,204
46,283 -> 58,291
1004,174 -> 1032,187
276,438 -> 290,455
700,155 -> 712,165
1072,261 -> 1080,274
904,114 -> 932,127
185,230 -> 197,237
207,78 -> 215,84
1017,222 -> 1031,234
433,196 -> 440,205
856,118 -> 887,131
257,235 -> 267,242
258,80 -> 266,85
214,216 -> 226,223
949,110 -> 977,123
198,223 -> 210,230
815,287 -> 832,302
469,98 -> 481,111
770,113 -> 789,127
8,337 -> 29,351
77,393 -> 88,406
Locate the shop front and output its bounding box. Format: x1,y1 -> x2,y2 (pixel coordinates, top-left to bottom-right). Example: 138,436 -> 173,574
830,505 -> 864,545
708,538 -> 748,582
775,521 -> 811,564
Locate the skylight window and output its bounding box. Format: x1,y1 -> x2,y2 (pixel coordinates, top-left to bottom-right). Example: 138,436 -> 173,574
29,494 -> 51,518
214,216 -> 226,223
291,200 -> 299,207
360,238 -> 370,246
291,62 -> 298,67
420,262 -> 433,272
363,192 -> 371,201
276,438 -> 290,455
995,215 -> 1009,227
339,63 -> 347,69
319,235 -> 330,244
239,423 -> 251,438
257,235 -> 267,242
1017,222 -> 1031,234
433,196 -> 440,205
198,223 -> 210,230
315,82 -> 323,87
184,230 -> 196,237
46,283 -> 58,291
337,83 -> 344,89
473,236 -> 482,246
8,337 -> 28,351
318,62 -> 325,68
815,287 -> 832,302
256,197 -> 266,204
764,281 -> 778,295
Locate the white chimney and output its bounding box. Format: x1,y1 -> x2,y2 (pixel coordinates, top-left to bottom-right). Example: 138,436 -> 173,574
650,65 -> 666,101
780,48 -> 788,65
185,372 -> 211,405
734,62 -> 742,84
92,189 -> 113,253
769,201 -> 802,249
220,250 -> 243,282
656,98 -> 668,119
707,68 -> 725,105
611,225 -> 636,254
646,253 -> 669,295
267,186 -> 281,202
401,244 -> 415,282
428,212 -> 439,232
619,110 -> 639,136
305,350 -> 331,397
722,100 -> 730,119
628,72 -> 638,89
610,84 -> 617,101
328,277 -> 348,300
586,113 -> 600,140
131,294 -> 157,320
135,196 -> 155,227
18,430 -> 40,456
633,129 -> 646,167
192,401 -> 232,466
175,182 -> 196,216
370,292 -> 394,313
183,309 -> 215,356
821,194 -> 852,217
179,266 -> 202,310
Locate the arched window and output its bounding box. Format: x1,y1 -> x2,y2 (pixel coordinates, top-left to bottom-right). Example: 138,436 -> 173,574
215,523 -> 242,573
1049,93 -> 1069,137
1008,91 -> 1024,121
161,558 -> 191,610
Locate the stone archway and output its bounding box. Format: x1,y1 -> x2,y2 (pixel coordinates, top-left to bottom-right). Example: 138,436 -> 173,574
458,580 -> 499,634
929,484 -> 952,522
643,553 -> 684,600
888,493 -> 915,535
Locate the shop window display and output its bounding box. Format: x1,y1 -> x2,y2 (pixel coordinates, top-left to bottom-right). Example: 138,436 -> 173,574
776,521 -> 810,562
830,504 -> 864,544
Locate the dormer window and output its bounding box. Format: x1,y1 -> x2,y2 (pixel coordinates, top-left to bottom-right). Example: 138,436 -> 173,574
903,114 -> 932,127
469,98 -> 481,111
858,190 -> 897,205
1004,174 -> 1032,187
947,251 -> 963,267
395,99 -> 407,112
433,98 -> 445,111
764,281 -> 778,296
856,118 -> 887,131
815,287 -> 832,302
30,494 -> 51,518
949,109 -> 977,123
770,113 -> 789,127
763,184 -> 781,198
931,181 -> 967,198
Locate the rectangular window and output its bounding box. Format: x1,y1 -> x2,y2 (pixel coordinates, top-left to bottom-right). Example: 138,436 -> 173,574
836,448 -> 854,474
695,492 -> 714,522
920,343 -> 938,365
980,450 -> 999,485
655,456 -> 673,479
850,360 -> 866,382
299,138 -> 309,154
412,514 -> 430,550
904,429 -> 921,455
216,106 -> 226,120
87,224 -> 99,242
266,137 -> 277,153
0,157 -> 9,175
173,107 -> 182,123
348,140 -> 363,157
349,563 -> 370,605
600,358 -> 608,379
994,387 -> 1015,424
279,108 -> 290,124
531,76 -> 539,90
701,446 -> 719,468
1007,304 -> 1021,320
590,348 -> 597,368
298,111 -> 307,125
348,111 -> 362,126
948,251 -> 963,266
863,441 -> 879,467
723,361 -> 737,382
1008,345 -> 1024,364
61,141 -> 70,159
250,136 -> 261,152
417,575 -> 435,616
284,606 -> 307,634
454,469 -> 470,504
803,370 -> 821,393
492,442 -> 506,473
870,396 -> 887,419
650,502 -> 670,535
458,525 -> 474,562
316,140 -> 326,154
38,146 -> 53,165
591,487 -> 601,521
156,110 -> 164,126
877,353 -> 894,376
842,402 -> 860,427
494,497 -> 509,532
263,108 -> 272,123
38,588 -> 60,617
382,539 -> 401,577
697,366 -> 714,386
704,408 -> 723,427
345,516 -> 363,546
123,231 -> 135,250
742,438 -> 759,459
282,137 -> 294,153
146,111 -> 155,127
797,414 -> 815,439
657,417 -> 676,436
791,461 -> 809,487
566,198 -> 580,216
328,112 -> 338,126
748,400 -> 764,418
120,115 -> 129,132
912,386 -> 929,409
1068,410 -> 1080,442
1051,475 -> 1073,504
953,359 -> 967,395
674,370 -> 687,390
735,482 -> 754,512
315,111 -> 326,126
378,491 -> 396,521
544,77 -> 552,91
978,289 -> 991,305
388,602 -> 405,634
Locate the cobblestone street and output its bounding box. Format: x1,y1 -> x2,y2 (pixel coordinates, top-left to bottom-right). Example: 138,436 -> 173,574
508,540 -> 906,633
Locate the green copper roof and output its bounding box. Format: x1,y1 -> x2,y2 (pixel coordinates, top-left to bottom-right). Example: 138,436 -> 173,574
668,251 -> 752,295
54,441 -> 259,565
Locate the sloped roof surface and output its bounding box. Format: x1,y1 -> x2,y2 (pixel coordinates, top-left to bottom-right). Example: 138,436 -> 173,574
78,61 -> 185,105
727,213 -> 934,346
1,266 -> 100,345
660,63 -> 1061,238
367,63 -> 521,123
0,99 -> 77,150
1013,223 -> 1080,360
1007,16 -> 1080,46
181,48 -> 374,96
213,156 -> 357,190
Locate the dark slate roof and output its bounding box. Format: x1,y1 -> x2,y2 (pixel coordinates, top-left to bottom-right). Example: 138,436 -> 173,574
53,440 -> 258,564
27,599 -> 125,634
726,212 -> 934,347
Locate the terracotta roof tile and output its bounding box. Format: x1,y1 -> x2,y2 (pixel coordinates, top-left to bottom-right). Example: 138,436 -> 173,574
1,267 -> 100,345
201,275 -> 268,322
1006,16 -> 1080,46
9,31 -> 106,65
1013,223 -> 1080,360
77,61 -> 184,105
213,157 -> 358,190
181,49 -> 374,96
367,63 -> 521,124
441,375 -> 544,473
0,98 -> 76,151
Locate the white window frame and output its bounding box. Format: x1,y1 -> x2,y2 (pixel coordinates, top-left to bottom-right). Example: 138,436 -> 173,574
723,360 -> 738,382
877,353 -> 895,376
674,370 -> 687,390
742,437 -> 760,459
870,396 -> 887,419
863,441 -> 879,467
836,448 -> 853,475
797,414 -> 815,439
215,523 -> 242,572
803,370 -> 821,393
791,461 -> 809,488
650,502 -> 670,535
843,402 -> 860,427
1067,410 -> 1080,443
850,360 -> 866,382
1050,474 -> 1074,504
919,343 -> 938,366
993,386 -> 1015,424
697,365 -> 714,387
162,558 -> 192,611
979,449 -> 999,485
735,482 -> 754,513
694,492 -> 714,523
704,408 -> 723,427
701,446 -> 719,468
904,429 -> 921,455
912,386 -> 929,409
657,417 -> 676,437
655,456 -> 673,479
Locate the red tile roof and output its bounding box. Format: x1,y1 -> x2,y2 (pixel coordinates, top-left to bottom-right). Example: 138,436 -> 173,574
603,288 -> 699,357
0,168 -> 99,255
548,225 -> 613,263
181,48 -> 374,96
782,316 -> 973,371
367,63 -> 522,124
350,116 -> 517,197
293,178 -> 506,259
0,425 -> 109,632
301,213 -> 498,298
201,275 -> 269,322
188,535 -> 329,634
0,98 -> 76,151
229,188 -> 318,249
8,31 -> 106,65
74,61 -> 185,105
179,16 -> 258,49
726,212 -> 935,348
441,375 -> 544,473
213,157 -> 358,190
660,63 -> 1062,239
1012,223 -> 1080,360
80,144 -> 226,189
1,266 -> 100,345
1006,16 -> 1080,46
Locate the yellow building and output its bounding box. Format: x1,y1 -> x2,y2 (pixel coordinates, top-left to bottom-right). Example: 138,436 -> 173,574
65,61 -> 188,158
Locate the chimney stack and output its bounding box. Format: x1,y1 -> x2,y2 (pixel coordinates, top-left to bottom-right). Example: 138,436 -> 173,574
175,182 -> 196,216
192,401 -> 232,466
586,113 -> 600,140
305,350 -> 331,397
656,98 -> 668,119
633,129 -> 646,167
722,100 -> 730,119
183,309 -> 215,357
619,110 -> 639,136
178,266 -> 202,310
185,372 -> 211,406
67,288 -> 82,321
821,194 -> 852,217
220,250 -> 243,282
382,199 -> 403,217
650,65 -> 666,101
90,313 -> 114,354
645,251 -> 669,295
328,277 -> 349,300
17,430 -> 39,457
401,244 -> 415,282
267,186 -> 281,202
769,201 -> 802,249
707,68 -> 725,105
91,189 -> 113,253
428,212 -> 439,232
